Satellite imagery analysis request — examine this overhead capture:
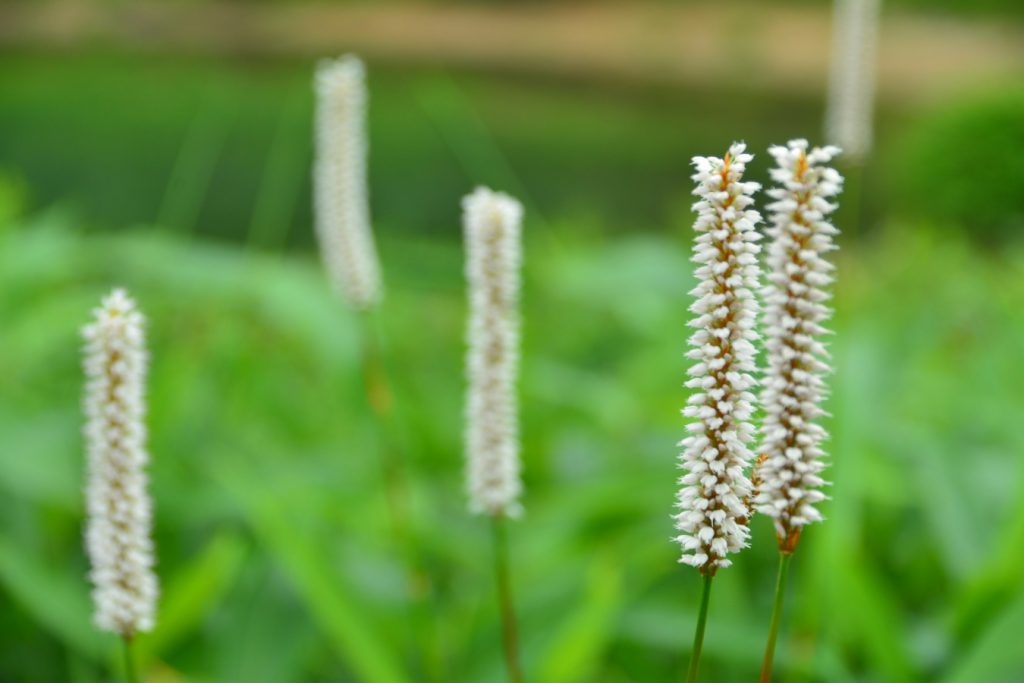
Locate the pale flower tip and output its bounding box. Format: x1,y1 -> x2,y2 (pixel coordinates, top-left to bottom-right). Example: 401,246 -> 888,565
313,52 -> 384,310
825,0 -> 879,158
315,54 -> 365,91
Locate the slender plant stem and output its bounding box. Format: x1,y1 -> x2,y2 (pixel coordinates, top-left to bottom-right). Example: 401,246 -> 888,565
355,311 -> 444,681
760,552 -> 794,683
685,574 -> 714,683
356,311 -> 408,540
491,514 -> 524,683
122,636 -> 138,683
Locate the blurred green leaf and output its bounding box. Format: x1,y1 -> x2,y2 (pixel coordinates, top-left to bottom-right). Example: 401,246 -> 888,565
949,467 -> 1024,648
246,89 -> 308,251
137,532 -> 249,665
943,590 -> 1024,683
216,462 -> 408,683
215,557 -> 320,683
0,533 -> 108,662
0,413 -> 79,508
537,552 -> 623,683
157,92 -> 234,233
834,554 -> 916,682
414,75 -> 530,207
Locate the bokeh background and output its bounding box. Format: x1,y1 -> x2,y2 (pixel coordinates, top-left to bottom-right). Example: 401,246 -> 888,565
1,0 -> 1023,681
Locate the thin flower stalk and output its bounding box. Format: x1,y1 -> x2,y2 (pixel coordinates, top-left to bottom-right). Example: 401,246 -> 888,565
675,143 -> 762,682
463,186 -> 524,683
82,289 -> 157,682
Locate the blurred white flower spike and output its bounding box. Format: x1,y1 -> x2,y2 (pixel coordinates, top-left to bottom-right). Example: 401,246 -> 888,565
756,139 -> 843,552
314,54 -> 384,310
82,288 -> 158,638
825,0 -> 880,161
675,143 -> 762,575
463,187 -> 523,518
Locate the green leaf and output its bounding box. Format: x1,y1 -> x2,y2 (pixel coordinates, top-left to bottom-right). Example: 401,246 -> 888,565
215,464 -> 408,683
943,591 -> 1024,683
833,555 -> 915,682
0,533 -> 108,662
414,75 -> 525,200
136,532 -> 248,664
214,557 -> 319,683
537,553 -> 623,683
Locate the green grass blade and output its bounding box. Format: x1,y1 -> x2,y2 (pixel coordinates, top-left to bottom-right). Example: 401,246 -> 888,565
0,534 -> 108,662
246,89 -> 309,251
136,532 -> 248,665
216,464 -> 408,683
538,553 -> 622,683
157,93 -> 233,234
943,590 -> 1024,683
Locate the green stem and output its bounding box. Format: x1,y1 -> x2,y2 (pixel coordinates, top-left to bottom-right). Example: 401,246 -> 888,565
491,514 -> 524,683
760,552 -> 794,683
356,311 -> 444,682
122,636 -> 138,683
685,574 -> 714,683
356,311 -> 406,539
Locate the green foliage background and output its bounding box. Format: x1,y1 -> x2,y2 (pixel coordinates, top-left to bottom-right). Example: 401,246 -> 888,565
1,33 -> 1024,683
890,90 -> 1024,241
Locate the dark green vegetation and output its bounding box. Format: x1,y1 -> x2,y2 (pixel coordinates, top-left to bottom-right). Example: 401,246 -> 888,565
0,55 -> 830,245
892,89 -> 1024,242
1,52 -> 1024,682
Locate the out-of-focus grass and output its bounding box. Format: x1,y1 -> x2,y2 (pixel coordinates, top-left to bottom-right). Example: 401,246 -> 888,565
0,54 -> 830,244
0,203 -> 1022,681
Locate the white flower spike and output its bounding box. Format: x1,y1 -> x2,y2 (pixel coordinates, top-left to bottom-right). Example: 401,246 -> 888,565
756,139 -> 843,552
314,54 -> 384,310
82,288 -> 158,638
463,187 -> 523,517
675,143 -> 762,574
825,0 -> 880,161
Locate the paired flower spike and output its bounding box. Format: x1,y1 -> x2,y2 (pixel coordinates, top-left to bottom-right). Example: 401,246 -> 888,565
82,289 -> 158,638
463,187 -> 524,517
314,54 -> 384,310
675,143 -> 762,574
756,140 -> 843,552
677,143 -> 842,681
